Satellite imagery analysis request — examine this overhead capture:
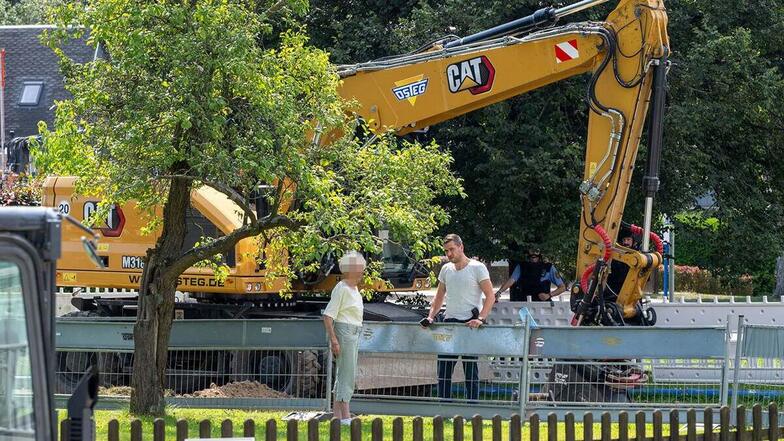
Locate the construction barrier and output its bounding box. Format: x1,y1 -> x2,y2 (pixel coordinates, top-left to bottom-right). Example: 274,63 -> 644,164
53,317 -> 784,419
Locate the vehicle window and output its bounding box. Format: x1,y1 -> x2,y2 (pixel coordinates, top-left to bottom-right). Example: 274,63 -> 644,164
0,261 -> 35,440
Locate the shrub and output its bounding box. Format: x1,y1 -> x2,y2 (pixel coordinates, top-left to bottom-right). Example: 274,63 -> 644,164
0,174 -> 42,206
674,264 -> 753,296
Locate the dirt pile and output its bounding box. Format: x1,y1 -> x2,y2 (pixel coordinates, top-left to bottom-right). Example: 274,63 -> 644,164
185,381 -> 289,399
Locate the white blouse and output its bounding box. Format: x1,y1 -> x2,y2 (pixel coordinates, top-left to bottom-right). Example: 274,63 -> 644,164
323,281 -> 364,326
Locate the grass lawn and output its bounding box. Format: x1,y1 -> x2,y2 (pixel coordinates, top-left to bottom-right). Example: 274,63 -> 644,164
62,408 -> 680,440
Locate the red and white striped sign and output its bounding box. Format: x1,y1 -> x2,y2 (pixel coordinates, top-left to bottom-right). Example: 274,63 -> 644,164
554,40 -> 579,63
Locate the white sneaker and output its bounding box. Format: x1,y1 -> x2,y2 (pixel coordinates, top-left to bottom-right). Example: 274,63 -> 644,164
340,418 -> 352,426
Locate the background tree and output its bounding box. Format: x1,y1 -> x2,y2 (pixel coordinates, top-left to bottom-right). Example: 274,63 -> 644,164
308,0 -> 784,291
37,0 -> 460,415
0,0 -> 64,24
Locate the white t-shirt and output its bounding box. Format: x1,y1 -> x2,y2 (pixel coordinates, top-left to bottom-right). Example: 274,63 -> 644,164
323,281 -> 364,326
438,259 -> 490,320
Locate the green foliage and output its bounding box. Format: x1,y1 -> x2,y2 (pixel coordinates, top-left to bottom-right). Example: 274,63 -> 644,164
35,0 -> 460,291
0,0 -> 65,24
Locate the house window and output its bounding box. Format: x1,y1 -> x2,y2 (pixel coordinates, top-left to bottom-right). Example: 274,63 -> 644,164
19,81 -> 44,106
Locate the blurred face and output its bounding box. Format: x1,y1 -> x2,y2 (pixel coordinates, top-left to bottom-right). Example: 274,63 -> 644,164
621,236 -> 633,247
443,241 -> 465,263
343,259 -> 365,279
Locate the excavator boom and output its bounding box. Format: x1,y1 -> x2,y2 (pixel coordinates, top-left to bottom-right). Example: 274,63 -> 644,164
338,0 -> 670,323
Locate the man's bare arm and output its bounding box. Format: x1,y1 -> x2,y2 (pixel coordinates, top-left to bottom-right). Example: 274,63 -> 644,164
427,283 -> 446,322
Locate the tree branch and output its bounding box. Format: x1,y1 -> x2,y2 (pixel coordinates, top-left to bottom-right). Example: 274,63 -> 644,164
167,214 -> 302,277
156,174 -> 256,225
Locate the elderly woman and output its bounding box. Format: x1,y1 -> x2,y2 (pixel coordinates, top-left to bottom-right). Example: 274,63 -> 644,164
322,250 -> 366,424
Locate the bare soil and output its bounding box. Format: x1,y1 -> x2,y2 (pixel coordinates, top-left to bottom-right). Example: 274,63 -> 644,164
184,381 -> 289,399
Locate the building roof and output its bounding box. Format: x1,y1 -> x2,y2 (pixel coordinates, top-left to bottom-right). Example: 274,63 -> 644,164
0,26 -> 94,139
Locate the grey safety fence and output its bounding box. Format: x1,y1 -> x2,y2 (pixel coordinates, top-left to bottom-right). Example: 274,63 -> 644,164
734,321 -> 784,413
56,317 -> 784,420
55,318 -> 332,410
523,324 -> 732,420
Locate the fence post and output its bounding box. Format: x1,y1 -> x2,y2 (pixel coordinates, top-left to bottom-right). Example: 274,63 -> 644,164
702,407 -> 714,441
510,414 -> 521,441
470,415 -> 482,441
154,418 -> 165,441
720,406 -> 730,440
635,412 -> 646,441
244,420 -> 255,438
721,315 -> 733,407
130,419 -> 142,441
737,405 -> 747,439
286,419 -> 297,441
325,345 -> 334,412
199,419 -> 211,439
618,412 -> 628,441
221,419 -> 233,438
565,413 -> 576,441
492,415 -> 502,441
329,418 -> 340,441
108,419 -> 119,441
518,317 -> 531,418
769,403 -> 779,441
176,419 -> 189,441
669,409 -> 679,441
752,404 -> 762,441
392,417 -> 404,441
351,418 -> 362,441
601,412 -> 612,441
453,415 -> 464,441
652,411 -> 662,441
731,315 -> 746,424
583,413 -> 592,441
266,419 -> 277,441
372,418 -> 384,441
548,413 -> 558,441
686,409 -> 697,441
307,419 -> 319,441
412,416 -> 423,441
530,414 -> 540,441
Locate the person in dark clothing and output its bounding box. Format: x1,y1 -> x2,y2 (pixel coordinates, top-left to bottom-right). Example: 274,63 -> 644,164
495,250 -> 567,301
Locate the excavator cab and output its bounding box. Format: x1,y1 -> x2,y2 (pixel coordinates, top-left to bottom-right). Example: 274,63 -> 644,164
0,207 -> 96,441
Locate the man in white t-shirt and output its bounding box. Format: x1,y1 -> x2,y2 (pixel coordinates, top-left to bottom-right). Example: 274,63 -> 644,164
421,233 -> 495,400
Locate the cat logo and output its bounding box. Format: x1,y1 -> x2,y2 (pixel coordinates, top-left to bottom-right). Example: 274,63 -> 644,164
446,56 -> 495,95
83,201 -> 126,237
392,74 -> 429,105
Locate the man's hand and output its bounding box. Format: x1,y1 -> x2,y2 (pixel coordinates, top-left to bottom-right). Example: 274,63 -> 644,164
330,339 -> 341,357
537,292 -> 551,301
466,319 -> 483,329
420,317 -> 433,328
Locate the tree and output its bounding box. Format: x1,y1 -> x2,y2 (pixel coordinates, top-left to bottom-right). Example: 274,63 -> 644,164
36,0 -> 460,415
0,0 -> 65,24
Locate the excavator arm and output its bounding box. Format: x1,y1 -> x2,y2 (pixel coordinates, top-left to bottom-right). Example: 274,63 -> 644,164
337,0 -> 670,324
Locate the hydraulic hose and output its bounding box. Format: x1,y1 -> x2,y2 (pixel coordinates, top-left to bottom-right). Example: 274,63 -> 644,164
579,224 -> 613,294
629,224 -> 663,254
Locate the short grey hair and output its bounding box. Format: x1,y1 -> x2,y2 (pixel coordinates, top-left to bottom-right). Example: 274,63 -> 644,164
443,234 -> 463,246
338,250 -> 366,273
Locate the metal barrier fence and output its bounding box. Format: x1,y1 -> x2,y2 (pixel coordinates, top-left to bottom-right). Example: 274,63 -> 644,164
735,322 -> 784,413
55,318 -> 332,410
54,316 -> 784,419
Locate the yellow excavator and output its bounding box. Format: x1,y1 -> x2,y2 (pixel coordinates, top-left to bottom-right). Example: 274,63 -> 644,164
46,0 -> 668,324
46,0 -> 669,397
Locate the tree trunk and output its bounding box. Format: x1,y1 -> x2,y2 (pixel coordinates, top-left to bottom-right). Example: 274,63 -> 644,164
129,176 -> 191,415
775,254 -> 784,298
